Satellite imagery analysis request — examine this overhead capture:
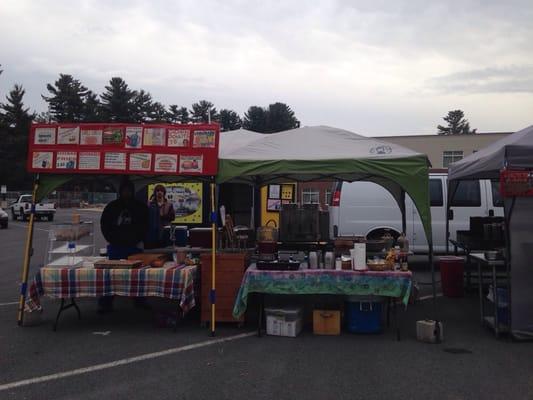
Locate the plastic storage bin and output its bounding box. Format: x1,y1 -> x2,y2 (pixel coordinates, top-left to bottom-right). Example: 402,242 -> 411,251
265,307 -> 303,337
313,310 -> 341,335
439,256 -> 464,297
345,301 -> 382,333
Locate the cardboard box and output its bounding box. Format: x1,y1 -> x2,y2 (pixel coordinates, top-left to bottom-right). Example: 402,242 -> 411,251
313,310 -> 341,335
265,307 -> 302,337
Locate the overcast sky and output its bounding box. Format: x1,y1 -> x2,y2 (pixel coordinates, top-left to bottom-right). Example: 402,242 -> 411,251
1,0 -> 532,136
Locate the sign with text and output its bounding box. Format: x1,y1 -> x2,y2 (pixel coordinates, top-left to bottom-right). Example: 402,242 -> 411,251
27,122 -> 219,176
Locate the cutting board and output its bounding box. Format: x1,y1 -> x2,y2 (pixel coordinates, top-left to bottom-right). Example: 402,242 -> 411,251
94,259 -> 143,269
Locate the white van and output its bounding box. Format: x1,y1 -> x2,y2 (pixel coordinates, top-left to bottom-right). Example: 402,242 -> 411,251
329,172 -> 504,253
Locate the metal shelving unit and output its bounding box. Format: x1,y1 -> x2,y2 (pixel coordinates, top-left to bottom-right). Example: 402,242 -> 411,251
46,221 -> 95,267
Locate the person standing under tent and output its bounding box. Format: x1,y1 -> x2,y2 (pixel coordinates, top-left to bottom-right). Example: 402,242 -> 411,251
99,178 -> 149,313
145,184 -> 176,249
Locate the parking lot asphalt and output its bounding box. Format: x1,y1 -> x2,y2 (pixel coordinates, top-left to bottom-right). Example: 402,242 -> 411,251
0,209 -> 532,400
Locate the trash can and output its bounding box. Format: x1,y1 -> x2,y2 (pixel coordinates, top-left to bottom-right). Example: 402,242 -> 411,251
439,256 -> 464,297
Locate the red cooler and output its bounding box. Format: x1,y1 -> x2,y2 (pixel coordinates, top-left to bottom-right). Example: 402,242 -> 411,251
439,256 -> 464,297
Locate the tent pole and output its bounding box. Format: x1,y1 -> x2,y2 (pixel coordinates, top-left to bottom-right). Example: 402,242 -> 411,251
400,190 -> 406,234
210,181 -> 216,336
17,175 -> 39,326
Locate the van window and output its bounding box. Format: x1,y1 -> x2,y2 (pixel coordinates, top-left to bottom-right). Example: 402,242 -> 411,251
450,180 -> 481,207
491,181 -> 503,207
429,179 -> 443,206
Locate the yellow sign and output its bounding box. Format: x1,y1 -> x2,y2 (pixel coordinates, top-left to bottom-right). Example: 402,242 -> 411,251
147,182 -> 203,224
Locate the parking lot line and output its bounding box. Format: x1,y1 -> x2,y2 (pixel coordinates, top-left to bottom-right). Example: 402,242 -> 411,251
0,301 -> 18,306
0,331 -> 256,391
9,223 -> 50,233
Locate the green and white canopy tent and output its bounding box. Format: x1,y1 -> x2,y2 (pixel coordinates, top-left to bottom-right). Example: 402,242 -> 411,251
218,125 -> 437,303
218,126 -> 432,241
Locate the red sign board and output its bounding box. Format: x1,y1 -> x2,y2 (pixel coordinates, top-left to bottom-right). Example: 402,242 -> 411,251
500,169 -> 533,197
27,123 -> 219,176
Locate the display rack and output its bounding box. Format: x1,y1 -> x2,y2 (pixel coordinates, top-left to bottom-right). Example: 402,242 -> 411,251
46,221 -> 95,267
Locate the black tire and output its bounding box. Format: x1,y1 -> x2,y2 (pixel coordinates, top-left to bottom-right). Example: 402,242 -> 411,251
0,222 -> 7,229
11,209 -> 17,221
48,214 -> 54,222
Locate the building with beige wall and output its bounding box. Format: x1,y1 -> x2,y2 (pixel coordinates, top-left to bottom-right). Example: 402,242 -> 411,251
376,132 -> 512,169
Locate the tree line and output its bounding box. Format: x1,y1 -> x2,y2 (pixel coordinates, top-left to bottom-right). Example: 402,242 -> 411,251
0,69 -> 300,189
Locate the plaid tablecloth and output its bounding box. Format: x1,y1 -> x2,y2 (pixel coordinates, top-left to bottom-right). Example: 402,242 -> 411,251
26,265 -> 197,313
233,266 -> 412,318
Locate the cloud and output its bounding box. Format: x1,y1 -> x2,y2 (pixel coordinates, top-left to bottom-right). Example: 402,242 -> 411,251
0,0 -> 533,134
427,65 -> 533,93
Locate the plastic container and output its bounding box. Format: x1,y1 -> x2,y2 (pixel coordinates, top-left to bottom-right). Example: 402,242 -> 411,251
265,307 -> 302,337
345,300 -> 383,333
439,256 -> 464,297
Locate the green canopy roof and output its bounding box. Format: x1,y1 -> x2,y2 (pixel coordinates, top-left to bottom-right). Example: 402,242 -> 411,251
217,126 -> 433,244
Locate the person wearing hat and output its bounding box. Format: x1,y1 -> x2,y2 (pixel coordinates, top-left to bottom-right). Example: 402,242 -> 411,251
99,178 -> 149,313
145,184 -> 176,249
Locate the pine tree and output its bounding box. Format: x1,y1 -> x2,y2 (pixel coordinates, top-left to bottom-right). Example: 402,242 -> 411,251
243,106 -> 268,132
42,74 -> 88,122
218,109 -> 242,131
130,89 -> 153,123
0,84 -> 33,188
437,110 -> 477,135
82,90 -> 102,122
266,102 -> 300,133
168,105 -> 189,123
149,102 -> 167,123
190,100 -> 217,123
100,77 -> 137,122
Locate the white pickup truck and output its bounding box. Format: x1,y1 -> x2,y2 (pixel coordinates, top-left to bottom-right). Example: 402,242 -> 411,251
11,195 -> 56,221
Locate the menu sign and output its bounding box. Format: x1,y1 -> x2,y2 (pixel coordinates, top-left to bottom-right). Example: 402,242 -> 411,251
56,151 -> 77,169
79,152 -> 101,170
144,127 -> 166,146
34,127 -> 56,145
104,152 -> 126,170
28,123 -> 219,175
58,127 -> 80,145
154,154 -> 178,173
129,153 -> 152,171
103,127 -> 124,145
32,152 -> 53,169
168,129 -> 190,147
179,155 -> 203,173
80,129 -> 103,145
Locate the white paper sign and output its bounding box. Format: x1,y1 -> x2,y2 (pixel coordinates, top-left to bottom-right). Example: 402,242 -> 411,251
80,129 -> 103,145
32,152 -> 53,169
129,153 -> 152,171
34,127 -> 56,145
56,151 -> 77,169
79,152 -> 101,170
125,127 -> 143,149
179,155 -> 203,173
143,128 -> 166,146
167,129 -> 190,147
154,154 -> 178,173
104,152 -> 126,170
57,126 -> 80,144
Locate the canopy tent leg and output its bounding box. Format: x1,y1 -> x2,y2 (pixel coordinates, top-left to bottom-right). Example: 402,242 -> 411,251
210,181 -> 217,337
400,190 -> 406,234
445,181 -> 459,254
17,175 -> 39,326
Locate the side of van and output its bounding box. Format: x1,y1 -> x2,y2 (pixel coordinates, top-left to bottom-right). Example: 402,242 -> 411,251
329,173 -> 504,253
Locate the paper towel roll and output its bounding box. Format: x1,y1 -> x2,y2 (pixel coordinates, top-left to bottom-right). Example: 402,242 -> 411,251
351,243 -> 366,270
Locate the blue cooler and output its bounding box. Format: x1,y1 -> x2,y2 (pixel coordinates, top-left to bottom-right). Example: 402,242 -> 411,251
345,299 -> 383,333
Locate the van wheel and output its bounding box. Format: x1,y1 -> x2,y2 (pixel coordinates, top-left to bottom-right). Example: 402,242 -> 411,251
366,228 -> 400,243
11,209 -> 17,221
